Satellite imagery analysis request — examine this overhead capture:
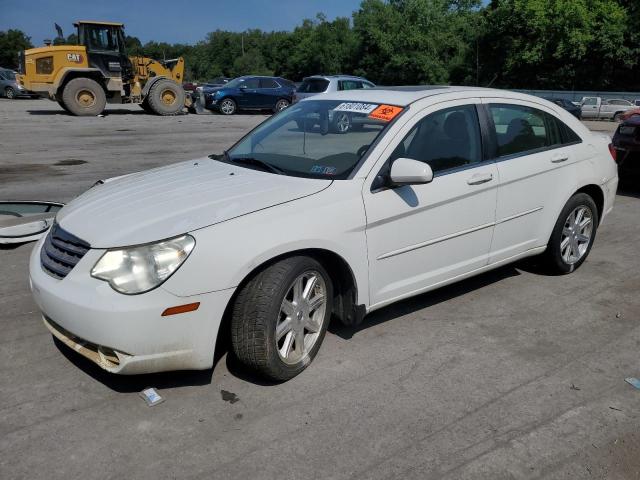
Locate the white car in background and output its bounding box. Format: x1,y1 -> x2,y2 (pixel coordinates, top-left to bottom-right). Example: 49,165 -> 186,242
29,87 -> 618,381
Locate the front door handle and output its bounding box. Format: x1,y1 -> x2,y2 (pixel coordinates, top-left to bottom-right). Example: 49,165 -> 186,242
467,172 -> 493,185
551,154 -> 569,163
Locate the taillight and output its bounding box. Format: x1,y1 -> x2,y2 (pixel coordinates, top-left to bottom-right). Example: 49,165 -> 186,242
608,143 -> 617,163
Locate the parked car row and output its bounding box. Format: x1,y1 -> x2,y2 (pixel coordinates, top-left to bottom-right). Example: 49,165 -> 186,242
189,74 -> 375,115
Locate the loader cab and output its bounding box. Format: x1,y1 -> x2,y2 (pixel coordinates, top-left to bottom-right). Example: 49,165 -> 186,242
75,21 -> 132,79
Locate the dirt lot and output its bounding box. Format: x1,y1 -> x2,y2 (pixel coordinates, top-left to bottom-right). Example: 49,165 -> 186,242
1,98 -> 639,480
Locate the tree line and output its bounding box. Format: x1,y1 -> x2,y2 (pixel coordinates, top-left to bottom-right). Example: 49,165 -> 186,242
2,0 -> 640,91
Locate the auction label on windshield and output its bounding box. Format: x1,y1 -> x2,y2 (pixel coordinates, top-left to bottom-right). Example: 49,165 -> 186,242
334,102 -> 378,114
369,105 -> 403,122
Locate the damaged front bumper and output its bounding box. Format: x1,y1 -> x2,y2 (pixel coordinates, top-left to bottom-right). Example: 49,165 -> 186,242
29,236 -> 234,374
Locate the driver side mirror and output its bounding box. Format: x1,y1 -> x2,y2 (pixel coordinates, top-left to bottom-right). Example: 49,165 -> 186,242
389,158 -> 433,186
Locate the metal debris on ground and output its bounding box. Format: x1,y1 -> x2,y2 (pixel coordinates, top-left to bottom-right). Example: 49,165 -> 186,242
0,201 -> 63,245
139,387 -> 164,406
624,377 -> 640,390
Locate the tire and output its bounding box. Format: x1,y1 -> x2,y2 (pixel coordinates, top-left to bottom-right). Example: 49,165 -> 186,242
544,193 -> 599,274
5,87 -> 15,99
145,78 -> 185,116
56,99 -> 70,113
61,77 -> 106,116
139,100 -> 153,113
613,112 -> 623,122
219,98 -> 237,115
274,98 -> 290,113
332,111 -> 351,134
231,256 -> 333,381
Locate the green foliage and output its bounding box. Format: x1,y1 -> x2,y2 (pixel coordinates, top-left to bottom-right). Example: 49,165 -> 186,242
5,1 -> 640,90
0,29 -> 33,69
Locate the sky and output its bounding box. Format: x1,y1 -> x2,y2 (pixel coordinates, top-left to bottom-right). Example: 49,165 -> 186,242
1,0 -> 363,45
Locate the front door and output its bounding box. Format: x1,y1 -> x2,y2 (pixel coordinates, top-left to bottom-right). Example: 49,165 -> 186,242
237,77 -> 261,108
363,100 -> 498,308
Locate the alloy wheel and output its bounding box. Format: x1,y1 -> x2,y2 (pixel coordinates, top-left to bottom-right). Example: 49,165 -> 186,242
560,206 -> 593,264
275,271 -> 327,365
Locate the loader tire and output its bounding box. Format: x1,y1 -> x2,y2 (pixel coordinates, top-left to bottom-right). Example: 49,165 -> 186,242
61,77 -> 106,116
146,79 -> 185,116
57,99 -> 70,113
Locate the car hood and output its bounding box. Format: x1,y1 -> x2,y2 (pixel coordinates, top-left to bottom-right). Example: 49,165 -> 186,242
56,158 -> 331,248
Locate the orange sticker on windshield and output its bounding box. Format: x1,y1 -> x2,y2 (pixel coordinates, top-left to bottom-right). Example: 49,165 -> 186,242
369,105 -> 403,122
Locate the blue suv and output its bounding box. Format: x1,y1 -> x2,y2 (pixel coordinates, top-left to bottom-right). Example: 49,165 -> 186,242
203,76 -> 295,115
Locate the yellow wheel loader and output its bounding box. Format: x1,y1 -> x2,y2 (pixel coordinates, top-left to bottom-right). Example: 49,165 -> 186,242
16,21 -> 189,116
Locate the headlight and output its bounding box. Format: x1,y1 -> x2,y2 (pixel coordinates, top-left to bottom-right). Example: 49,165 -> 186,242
91,235 -> 195,294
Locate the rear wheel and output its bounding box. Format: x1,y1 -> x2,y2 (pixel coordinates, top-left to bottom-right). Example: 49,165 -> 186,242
146,79 -> 185,116
219,98 -> 237,115
613,112 -> 623,122
544,193 -> 598,274
274,98 -> 290,113
5,87 -> 16,99
61,77 -> 106,116
231,256 -> 333,381
332,111 -> 351,133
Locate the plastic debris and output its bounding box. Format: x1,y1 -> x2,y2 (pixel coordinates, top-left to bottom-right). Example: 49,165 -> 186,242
139,387 -> 164,406
625,377 -> 640,390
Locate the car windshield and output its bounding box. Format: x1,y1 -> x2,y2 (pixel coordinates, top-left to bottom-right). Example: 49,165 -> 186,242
219,99 -> 404,179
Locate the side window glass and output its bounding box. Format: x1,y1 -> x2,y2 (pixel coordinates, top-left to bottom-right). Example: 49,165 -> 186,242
260,79 -> 278,89
490,104 -> 549,157
583,98 -> 597,106
362,82 -> 375,89
339,80 -> 359,91
243,78 -> 260,89
391,105 -> 483,174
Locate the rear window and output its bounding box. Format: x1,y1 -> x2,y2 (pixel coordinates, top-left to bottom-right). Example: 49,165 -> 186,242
298,78 -> 329,93
489,104 -> 581,157
260,78 -> 279,89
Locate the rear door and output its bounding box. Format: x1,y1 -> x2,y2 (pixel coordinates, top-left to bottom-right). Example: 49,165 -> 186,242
483,100 -> 584,263
258,78 -> 281,108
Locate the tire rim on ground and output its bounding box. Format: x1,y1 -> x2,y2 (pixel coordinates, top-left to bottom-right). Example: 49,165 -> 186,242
560,206 -> 593,264
6,88 -> 15,99
276,271 -> 327,365
221,100 -> 234,114
76,89 -> 96,108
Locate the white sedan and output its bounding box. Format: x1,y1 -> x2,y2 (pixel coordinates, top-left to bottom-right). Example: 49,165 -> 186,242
29,87 -> 618,380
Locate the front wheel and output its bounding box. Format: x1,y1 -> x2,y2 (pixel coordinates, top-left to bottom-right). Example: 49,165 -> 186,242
5,87 -> 16,99
219,98 -> 237,115
231,256 -> 333,381
146,79 -> 185,116
544,193 -> 598,274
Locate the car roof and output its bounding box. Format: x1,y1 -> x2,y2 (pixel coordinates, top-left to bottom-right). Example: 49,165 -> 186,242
305,75 -> 370,81
310,86 -> 545,108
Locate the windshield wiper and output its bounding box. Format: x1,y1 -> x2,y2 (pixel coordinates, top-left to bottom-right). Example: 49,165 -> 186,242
229,156 -> 285,175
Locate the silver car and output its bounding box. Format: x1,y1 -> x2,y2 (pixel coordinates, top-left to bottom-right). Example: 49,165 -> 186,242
293,75 -> 375,103
0,67 -> 33,99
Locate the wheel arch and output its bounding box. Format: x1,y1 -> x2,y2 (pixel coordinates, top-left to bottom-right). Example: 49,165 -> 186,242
55,68 -> 105,98
575,183 -> 605,222
223,248 -> 364,330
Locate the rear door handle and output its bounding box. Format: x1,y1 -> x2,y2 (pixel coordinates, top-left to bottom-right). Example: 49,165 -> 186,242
551,154 -> 569,163
467,172 -> 493,185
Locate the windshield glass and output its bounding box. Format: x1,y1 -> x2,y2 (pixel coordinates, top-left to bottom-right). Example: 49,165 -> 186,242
225,77 -> 246,88
3,70 -> 16,80
222,99 -> 404,179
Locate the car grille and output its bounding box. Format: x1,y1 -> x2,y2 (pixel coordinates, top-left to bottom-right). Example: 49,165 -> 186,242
40,224 -> 90,279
